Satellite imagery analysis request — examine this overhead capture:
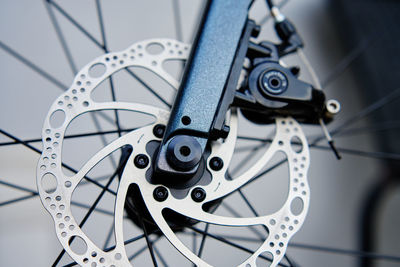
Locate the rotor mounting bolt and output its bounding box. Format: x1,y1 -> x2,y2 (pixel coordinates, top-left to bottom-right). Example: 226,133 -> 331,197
209,157 -> 224,171
153,124 -> 166,138
153,186 -> 168,202
191,187 -> 206,202
134,154 -> 149,169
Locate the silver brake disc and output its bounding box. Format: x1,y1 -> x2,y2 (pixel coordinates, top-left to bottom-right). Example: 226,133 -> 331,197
37,38 -> 310,267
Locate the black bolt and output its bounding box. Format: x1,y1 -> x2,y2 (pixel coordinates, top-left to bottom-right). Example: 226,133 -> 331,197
153,186 -> 168,202
153,124 -> 165,138
209,157 -> 223,171
191,187 -> 206,202
134,154 -> 149,169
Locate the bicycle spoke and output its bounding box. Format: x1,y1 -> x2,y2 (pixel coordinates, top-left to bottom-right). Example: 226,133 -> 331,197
332,121 -> 400,138
47,0 -> 172,109
0,129 -> 117,195
289,242 -> 400,262
237,135 -> 400,161
47,0 -> 121,168
0,180 -> 37,194
124,68 -> 172,108
45,1 -> 78,75
220,202 -> 266,240
197,223 -> 209,258
189,226 -> 290,267
312,145 -> 400,161
321,37 -> 374,88
316,87 -> 400,143
128,236 -> 162,262
153,244 -> 169,267
0,127 -> 138,147
95,0 -> 123,138
0,40 -> 67,90
47,0 -> 104,50
226,175 -> 298,267
0,194 -> 37,207
102,223 -> 115,250
0,179 -> 117,216
52,162 -> 121,267
138,215 -> 159,266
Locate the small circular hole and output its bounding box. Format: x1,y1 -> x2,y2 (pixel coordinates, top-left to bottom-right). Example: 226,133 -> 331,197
181,116 -> 191,125
180,146 -> 191,157
271,78 -> 280,87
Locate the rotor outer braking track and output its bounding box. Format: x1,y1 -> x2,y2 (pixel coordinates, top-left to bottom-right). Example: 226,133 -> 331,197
37,39 -> 310,267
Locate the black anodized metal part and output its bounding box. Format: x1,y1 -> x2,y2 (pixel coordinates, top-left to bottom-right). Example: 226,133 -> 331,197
155,0 -> 252,180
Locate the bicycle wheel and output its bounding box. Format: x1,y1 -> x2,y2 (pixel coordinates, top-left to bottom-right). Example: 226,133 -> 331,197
1,0 -> 399,266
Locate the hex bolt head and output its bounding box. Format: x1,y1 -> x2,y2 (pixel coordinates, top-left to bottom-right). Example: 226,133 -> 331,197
153,186 -> 168,202
134,154 -> 149,169
209,157 -> 224,171
153,124 -> 166,138
191,187 -> 206,202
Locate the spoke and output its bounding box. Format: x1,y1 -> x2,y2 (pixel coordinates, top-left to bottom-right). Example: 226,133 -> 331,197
192,232 -> 197,259
189,226 -> 290,267
0,179 -> 116,216
314,87 -> 400,144
311,145 -> 400,161
70,201 -> 115,217
0,43 -> 116,127
45,1 -> 77,75
47,0 -> 170,109
333,121 -> 400,138
237,135 -> 400,161
226,175 -> 298,267
0,180 -> 37,194
321,37 -> 374,88
128,236 -> 162,262
138,216 -> 159,266
153,244 -> 169,267
95,0 -> 123,138
244,158 -> 287,190
233,143 -> 265,154
90,113 -> 118,168
0,194 -> 37,207
289,242 -> 400,262
52,162 -> 121,266
0,127 -> 138,147
0,129 -> 117,196
46,0 -> 120,169
127,194 -> 159,266
220,202 -> 266,240
47,0 -> 104,50
197,223 -> 209,258
124,68 -> 172,108
0,40 -> 67,90
102,223 -> 114,250
63,233 -> 150,267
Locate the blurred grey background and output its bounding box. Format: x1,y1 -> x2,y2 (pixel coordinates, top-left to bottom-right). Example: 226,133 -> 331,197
0,0 -> 399,266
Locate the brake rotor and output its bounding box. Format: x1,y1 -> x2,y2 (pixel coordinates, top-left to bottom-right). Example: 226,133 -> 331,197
37,38 -> 310,267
